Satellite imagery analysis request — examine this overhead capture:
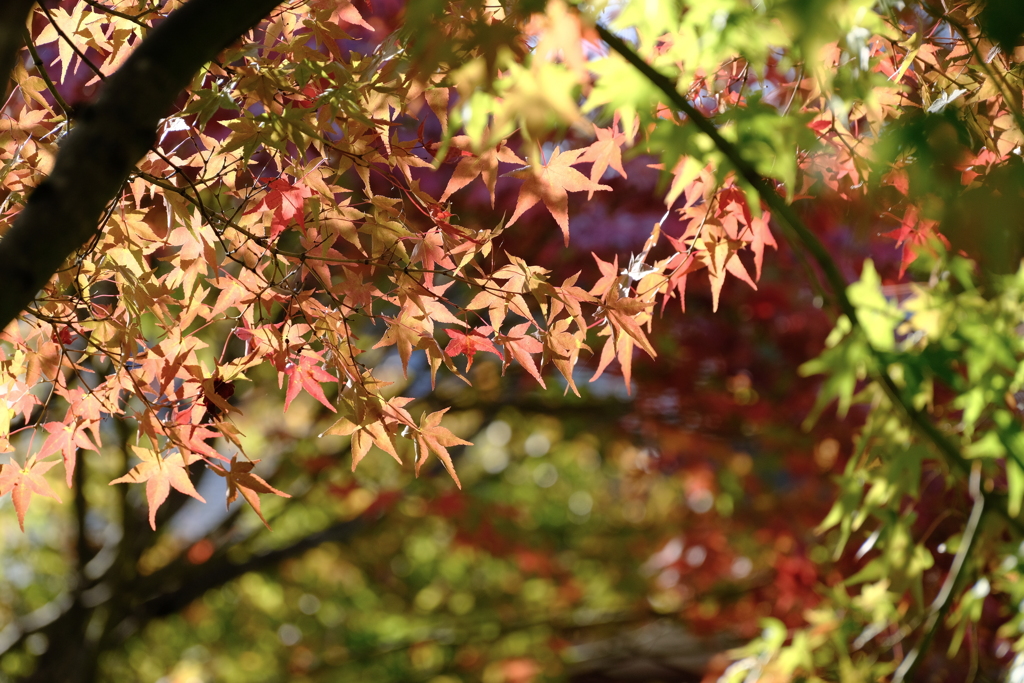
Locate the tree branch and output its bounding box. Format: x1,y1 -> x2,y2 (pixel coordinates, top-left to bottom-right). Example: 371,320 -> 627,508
595,23 -> 1024,534
0,0 -> 286,330
81,0 -> 155,29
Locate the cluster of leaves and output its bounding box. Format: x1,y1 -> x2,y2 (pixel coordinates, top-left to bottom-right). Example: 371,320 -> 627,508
7,0 -> 1024,680
0,0 -> 791,536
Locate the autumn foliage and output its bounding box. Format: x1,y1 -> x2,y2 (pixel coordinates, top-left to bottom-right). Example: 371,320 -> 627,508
4,0 -> 1024,681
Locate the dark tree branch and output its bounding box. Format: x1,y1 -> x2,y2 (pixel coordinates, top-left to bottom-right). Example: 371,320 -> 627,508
0,0 -> 286,330
0,0 -> 35,99
126,515 -> 371,630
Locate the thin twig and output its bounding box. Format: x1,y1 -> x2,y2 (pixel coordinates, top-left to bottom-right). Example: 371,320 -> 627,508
782,65 -> 804,116
81,0 -> 155,28
894,462 -> 986,682
38,2 -> 107,80
22,29 -> 72,116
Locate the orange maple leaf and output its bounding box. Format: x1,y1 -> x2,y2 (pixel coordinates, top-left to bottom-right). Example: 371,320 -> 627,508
440,137 -> 525,206
110,447 -> 206,530
580,126 -> 628,198
496,322 -> 546,387
504,148 -> 610,245
209,455 -> 291,530
0,460 -> 61,531
543,317 -> 591,396
589,288 -> 658,393
414,408 -> 471,489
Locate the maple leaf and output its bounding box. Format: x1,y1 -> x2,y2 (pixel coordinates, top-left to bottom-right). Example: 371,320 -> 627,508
283,353 -> 337,412
39,419 -> 98,488
589,327 -> 646,393
496,322 -> 546,388
410,228 -> 456,288
110,447 -> 206,530
414,408 -> 471,489
61,387 -> 105,448
544,272 -> 598,325
580,125 -> 628,198
445,327 -> 503,371
166,420 -> 227,462
440,137 -> 526,206
701,234 -> 758,312
324,414 -> 403,470
362,419 -> 403,463
252,178 -> 312,240
884,206 -> 948,278
209,455 -> 291,530
589,253 -> 622,298
373,314 -> 431,375
0,460 -> 61,531
660,251 -> 704,313
544,317 -> 591,396
588,286 -> 658,393
531,0 -> 588,79
321,389 -> 410,470
504,148 -> 611,245
746,212 -> 777,282
602,288 -> 656,358
466,265 -> 538,332
311,0 -> 373,31
201,377 -> 236,420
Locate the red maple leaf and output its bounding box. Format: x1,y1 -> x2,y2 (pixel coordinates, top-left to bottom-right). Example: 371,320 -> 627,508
884,205 -> 948,278
0,460 -> 61,531
254,178 -> 312,240
283,352 -> 338,412
445,327 -> 503,371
